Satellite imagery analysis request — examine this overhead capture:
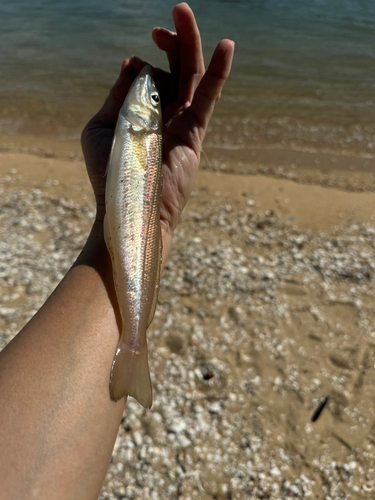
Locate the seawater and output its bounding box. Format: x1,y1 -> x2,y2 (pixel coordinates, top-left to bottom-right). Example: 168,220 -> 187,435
1,0 -> 375,157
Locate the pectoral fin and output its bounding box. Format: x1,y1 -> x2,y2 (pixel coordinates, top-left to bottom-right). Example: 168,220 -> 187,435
104,135 -> 117,177
103,214 -> 110,250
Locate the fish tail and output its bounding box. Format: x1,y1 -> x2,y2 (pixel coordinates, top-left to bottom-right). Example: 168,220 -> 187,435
109,342 -> 152,408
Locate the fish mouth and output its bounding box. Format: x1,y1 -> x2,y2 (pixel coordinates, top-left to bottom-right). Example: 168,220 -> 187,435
138,64 -> 154,80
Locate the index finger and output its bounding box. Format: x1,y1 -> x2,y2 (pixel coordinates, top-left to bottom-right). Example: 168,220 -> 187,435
173,3 -> 205,104
152,27 -> 180,75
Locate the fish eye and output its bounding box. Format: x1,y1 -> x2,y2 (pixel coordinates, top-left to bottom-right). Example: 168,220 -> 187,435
151,92 -> 160,106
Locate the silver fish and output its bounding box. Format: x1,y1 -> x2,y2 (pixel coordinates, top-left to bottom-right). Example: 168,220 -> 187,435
104,65 -> 162,408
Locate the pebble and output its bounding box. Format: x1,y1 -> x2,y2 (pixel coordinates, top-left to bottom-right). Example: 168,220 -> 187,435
167,420 -> 186,434
208,402 -> 221,414
132,432 -> 143,447
270,467 -> 281,477
0,183 -> 371,500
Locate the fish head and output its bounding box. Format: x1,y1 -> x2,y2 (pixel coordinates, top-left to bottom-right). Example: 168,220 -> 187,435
121,65 -> 162,133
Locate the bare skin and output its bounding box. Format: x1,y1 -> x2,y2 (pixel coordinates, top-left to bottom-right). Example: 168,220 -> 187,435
0,4 -> 234,500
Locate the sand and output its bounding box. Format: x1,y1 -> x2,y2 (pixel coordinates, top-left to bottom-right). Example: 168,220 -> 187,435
0,141 -> 375,499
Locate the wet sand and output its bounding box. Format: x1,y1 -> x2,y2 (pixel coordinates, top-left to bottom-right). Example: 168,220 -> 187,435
2,130 -> 375,193
0,141 -> 375,498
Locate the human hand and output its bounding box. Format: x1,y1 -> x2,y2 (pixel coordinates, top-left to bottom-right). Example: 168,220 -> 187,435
81,3 -> 234,263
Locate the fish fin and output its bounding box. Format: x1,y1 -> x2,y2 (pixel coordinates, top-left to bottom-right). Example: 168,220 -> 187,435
103,133 -> 117,178
147,226 -> 162,327
201,146 -> 212,168
104,160 -> 109,178
109,343 -> 153,408
103,213 -> 109,249
104,213 -> 121,300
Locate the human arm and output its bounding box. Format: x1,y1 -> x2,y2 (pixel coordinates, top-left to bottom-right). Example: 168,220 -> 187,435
0,4 -> 234,500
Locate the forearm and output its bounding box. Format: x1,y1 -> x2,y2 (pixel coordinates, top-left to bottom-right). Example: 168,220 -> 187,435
0,222 -> 125,500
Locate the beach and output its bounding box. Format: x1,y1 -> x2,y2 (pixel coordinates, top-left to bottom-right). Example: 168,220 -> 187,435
1,138 -> 375,498
2,0 -> 375,497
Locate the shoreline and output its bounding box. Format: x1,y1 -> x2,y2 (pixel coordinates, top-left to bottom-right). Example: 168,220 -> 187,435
1,131 -> 375,194
1,150 -> 375,233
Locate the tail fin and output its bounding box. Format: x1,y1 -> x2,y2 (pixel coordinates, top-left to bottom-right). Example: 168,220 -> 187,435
109,344 -> 152,408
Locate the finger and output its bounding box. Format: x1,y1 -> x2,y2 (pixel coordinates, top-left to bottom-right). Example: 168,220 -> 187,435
92,58 -> 137,127
173,3 -> 205,103
189,39 -> 234,135
152,27 -> 180,74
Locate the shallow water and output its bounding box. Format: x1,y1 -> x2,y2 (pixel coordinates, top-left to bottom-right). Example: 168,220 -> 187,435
2,0 -> 375,158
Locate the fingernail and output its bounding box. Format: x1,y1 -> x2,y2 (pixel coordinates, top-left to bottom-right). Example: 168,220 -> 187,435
121,59 -> 129,72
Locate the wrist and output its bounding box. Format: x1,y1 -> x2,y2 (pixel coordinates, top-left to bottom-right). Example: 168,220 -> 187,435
74,218 -> 111,277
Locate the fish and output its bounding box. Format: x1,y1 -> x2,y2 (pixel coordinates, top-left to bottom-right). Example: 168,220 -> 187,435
104,65 -> 162,408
